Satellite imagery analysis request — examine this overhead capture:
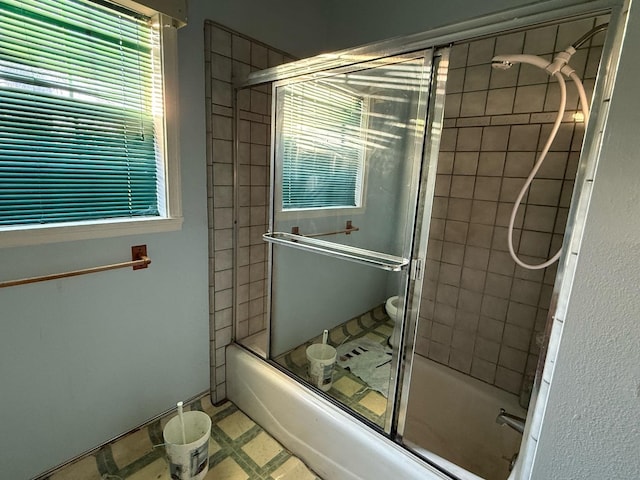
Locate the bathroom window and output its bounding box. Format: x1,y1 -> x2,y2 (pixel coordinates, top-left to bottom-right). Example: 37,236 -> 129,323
0,0 -> 182,246
279,81 -> 365,211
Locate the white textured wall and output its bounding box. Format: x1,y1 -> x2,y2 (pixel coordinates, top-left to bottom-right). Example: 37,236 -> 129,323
530,2 -> 640,478
196,0 -> 328,57
323,0 -> 531,52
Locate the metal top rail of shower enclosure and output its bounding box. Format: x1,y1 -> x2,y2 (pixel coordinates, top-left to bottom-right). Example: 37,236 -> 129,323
237,0 -> 616,89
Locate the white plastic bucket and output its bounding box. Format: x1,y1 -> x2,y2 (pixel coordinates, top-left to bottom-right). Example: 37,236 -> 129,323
306,343 -> 337,391
163,410 -> 212,480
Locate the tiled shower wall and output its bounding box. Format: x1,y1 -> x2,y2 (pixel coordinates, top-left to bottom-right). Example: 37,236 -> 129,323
415,17 -> 606,400
205,21 -> 293,402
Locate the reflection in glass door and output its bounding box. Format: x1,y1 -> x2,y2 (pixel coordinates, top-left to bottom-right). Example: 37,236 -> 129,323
264,52 -> 434,431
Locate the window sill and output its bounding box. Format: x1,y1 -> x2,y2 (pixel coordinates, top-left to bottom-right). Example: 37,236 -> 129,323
0,217 -> 184,249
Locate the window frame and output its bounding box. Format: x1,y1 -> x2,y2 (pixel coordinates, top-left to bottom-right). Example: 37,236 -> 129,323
0,2 -> 183,248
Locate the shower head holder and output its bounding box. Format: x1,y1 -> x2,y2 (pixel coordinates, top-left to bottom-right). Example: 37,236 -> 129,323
491,46 -> 577,77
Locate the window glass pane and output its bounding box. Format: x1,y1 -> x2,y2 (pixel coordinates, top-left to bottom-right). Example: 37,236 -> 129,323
0,0 -> 160,226
280,81 -> 364,210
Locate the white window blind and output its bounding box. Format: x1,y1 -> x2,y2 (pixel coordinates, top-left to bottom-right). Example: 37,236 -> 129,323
0,0 -> 162,226
280,81 -> 365,211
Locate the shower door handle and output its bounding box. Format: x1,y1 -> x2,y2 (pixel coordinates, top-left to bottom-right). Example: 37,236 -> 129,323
410,258 -> 423,281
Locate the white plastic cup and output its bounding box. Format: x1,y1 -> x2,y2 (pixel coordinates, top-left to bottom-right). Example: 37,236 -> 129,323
306,343 -> 337,391
163,410 -> 212,480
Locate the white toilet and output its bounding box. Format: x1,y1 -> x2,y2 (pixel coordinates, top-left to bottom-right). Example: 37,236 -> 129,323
385,295 -> 403,349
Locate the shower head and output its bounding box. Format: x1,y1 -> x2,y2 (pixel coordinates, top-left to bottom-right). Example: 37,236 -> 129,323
491,59 -> 514,70
491,54 -> 551,71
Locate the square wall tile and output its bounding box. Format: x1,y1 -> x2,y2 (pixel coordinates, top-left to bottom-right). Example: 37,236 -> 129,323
454,309 -> 480,332
447,198 -> 473,222
471,357 -> 497,383
523,25 -> 558,55
478,316 -> 505,342
449,43 -> 469,68
486,88 -> 515,115
437,152 -> 455,174
504,151 -> 536,177
537,151 -> 569,179
511,278 -> 542,306
467,38 -> 496,66
481,295 -> 508,321
440,128 -> 458,151
452,329 -> 476,353
514,84 -> 547,113
454,152 -> 479,175
461,267 -> 486,293
495,32 -> 525,55
507,302 -> 537,329
232,35 -> 251,63
503,324 -> 532,351
428,341 -> 451,364
464,64 -> 491,91
429,218 -> 445,240
508,124 -> 541,151
251,43 -> 268,69
496,201 -> 524,228
434,302 -> 457,327
519,230 -> 552,258
477,152 -> 506,176
488,250 -> 516,276
447,68 -> 465,93
474,177 -> 501,201
440,263 -> 462,286
463,245 -> 490,270
481,126 -> 510,151
450,349 -> 473,374
456,127 -> 483,151
523,205 -> 556,232
484,272 -> 512,299
460,91 -> 488,117
436,284 -> 460,308
444,220 -> 469,244
432,322 -> 453,344
450,176 -> 475,199
528,178 -> 562,207
475,336 -> 500,364
500,177 -> 527,203
495,366 -> 524,395
489,64 -> 520,89
442,242 -> 465,265
470,200 -> 498,225
458,289 -> 483,313
467,223 -> 493,248
435,175 -> 452,197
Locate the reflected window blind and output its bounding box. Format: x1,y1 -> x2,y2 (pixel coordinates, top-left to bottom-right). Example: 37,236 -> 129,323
281,81 -> 364,210
0,0 -> 160,226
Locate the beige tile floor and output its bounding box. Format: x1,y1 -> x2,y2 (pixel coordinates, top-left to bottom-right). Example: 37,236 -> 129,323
39,396 -> 320,480
274,304 -> 392,428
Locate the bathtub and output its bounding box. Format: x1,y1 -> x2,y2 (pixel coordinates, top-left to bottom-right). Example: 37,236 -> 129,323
226,344 -> 525,480
404,355 -> 526,480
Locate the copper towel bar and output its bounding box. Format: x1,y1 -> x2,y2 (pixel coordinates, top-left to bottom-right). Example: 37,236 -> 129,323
0,245 -> 150,289
291,220 -> 359,238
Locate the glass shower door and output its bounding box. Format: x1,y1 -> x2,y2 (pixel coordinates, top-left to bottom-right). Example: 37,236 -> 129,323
264,51 -> 435,431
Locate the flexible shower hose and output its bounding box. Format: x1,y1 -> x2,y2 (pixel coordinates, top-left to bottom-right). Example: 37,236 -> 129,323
507,72 -> 590,270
